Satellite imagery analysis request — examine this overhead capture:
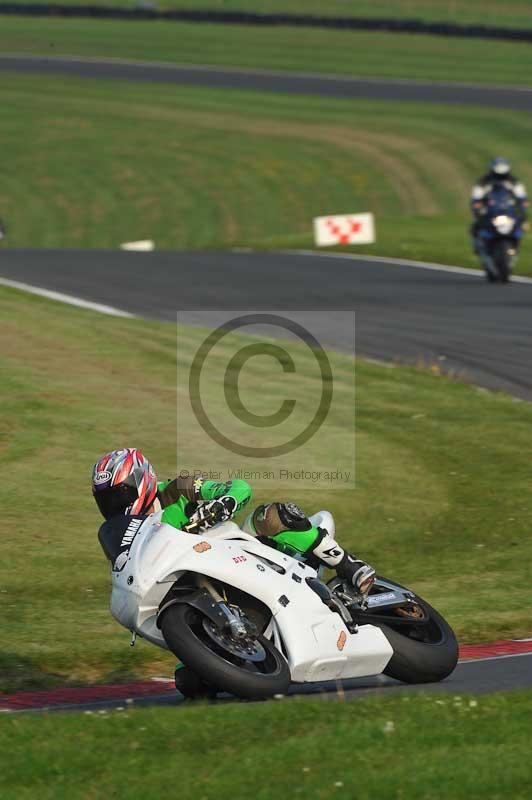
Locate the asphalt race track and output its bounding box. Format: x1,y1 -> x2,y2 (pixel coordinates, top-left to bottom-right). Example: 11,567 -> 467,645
3,653 -> 532,713
1,249 -> 531,399
2,55 -> 532,111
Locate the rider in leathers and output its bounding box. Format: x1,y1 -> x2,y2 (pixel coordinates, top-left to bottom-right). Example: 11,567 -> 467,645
470,157 -> 529,251
93,448 -> 375,696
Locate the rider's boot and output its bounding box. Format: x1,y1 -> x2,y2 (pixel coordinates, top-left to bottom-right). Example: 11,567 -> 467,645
470,221 -> 481,254
174,663 -> 218,700
335,554 -> 376,597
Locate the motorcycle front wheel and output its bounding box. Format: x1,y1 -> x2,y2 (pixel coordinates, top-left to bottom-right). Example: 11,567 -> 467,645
493,240 -> 511,283
160,603 -> 290,700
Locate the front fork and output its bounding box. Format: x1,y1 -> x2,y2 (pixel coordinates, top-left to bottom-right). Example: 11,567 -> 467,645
197,575 -> 249,638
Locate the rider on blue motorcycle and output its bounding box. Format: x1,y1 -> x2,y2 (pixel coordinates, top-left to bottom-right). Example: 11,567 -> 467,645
470,157 -> 528,252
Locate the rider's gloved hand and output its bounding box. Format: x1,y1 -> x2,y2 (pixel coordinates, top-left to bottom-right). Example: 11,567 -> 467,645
205,496 -> 237,523
337,554 -> 376,597
185,496 -> 237,532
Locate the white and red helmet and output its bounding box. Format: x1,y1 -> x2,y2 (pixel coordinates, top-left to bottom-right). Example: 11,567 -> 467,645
92,448 -> 157,519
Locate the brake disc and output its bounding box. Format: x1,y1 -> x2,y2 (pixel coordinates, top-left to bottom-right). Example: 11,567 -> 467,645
202,618 -> 267,662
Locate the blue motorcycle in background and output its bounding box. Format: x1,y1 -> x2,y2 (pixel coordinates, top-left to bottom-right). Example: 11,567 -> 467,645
476,185 -> 526,283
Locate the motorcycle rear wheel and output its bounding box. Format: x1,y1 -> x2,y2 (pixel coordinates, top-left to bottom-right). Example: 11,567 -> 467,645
378,595 -> 458,684
160,604 -> 290,700
338,576 -> 458,684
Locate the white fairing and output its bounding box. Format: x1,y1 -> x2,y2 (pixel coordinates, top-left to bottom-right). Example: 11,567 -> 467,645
471,185 -> 486,200
109,511 -> 393,684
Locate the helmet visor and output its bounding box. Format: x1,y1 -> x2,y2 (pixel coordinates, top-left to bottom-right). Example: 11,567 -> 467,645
94,483 -> 138,519
493,160 -> 510,175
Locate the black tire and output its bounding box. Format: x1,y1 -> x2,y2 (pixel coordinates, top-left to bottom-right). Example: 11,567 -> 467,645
493,240 -> 510,283
378,596 -> 458,684
161,604 -> 290,700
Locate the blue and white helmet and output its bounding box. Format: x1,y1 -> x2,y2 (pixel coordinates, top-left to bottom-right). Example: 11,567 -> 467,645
490,157 -> 511,177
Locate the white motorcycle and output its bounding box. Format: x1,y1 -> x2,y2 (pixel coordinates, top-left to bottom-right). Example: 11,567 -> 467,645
99,510 -> 458,700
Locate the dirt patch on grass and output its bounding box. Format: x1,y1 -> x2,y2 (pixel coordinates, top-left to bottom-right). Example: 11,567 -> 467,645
129,106 -> 441,213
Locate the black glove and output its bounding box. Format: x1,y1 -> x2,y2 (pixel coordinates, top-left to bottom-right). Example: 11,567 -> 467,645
184,496 -> 237,533
337,554 -> 376,597
207,496 -> 237,523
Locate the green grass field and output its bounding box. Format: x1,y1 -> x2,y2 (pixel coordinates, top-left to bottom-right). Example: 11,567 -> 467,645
1,285 -> 532,691
1,72 -> 531,273
2,692 -> 532,799
2,0 -> 532,28
3,17 -> 532,85
1,9 -> 530,791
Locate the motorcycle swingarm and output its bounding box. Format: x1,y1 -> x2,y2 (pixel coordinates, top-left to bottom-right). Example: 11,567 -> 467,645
349,608 -> 429,626
157,589 -> 228,630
